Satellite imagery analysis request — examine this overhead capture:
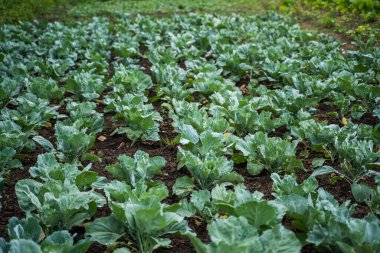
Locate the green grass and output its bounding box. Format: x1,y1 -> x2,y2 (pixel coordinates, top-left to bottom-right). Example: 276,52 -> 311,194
278,0 -> 380,45
0,0 -> 78,24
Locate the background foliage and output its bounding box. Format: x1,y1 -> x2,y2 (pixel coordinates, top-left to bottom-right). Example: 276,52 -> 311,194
1,0 -> 378,44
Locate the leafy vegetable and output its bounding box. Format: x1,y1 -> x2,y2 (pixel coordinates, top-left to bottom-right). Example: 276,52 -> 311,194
271,173 -> 318,197
236,132 -> 304,175
2,11 -> 380,253
0,177 -> 3,211
110,93 -> 162,144
312,138 -> 380,184
65,71 -> 106,101
351,175 -> 380,215
87,181 -> 190,253
0,217 -> 93,253
33,120 -> 98,164
64,101 -> 104,134
106,150 -> 166,187
291,119 -> 339,155
334,138 -> 379,183
0,120 -> 29,176
27,77 -> 64,101
276,188 -> 380,252
15,153 -> 105,233
1,93 -> 60,132
111,65 -> 153,95
168,100 -> 230,134
0,77 -> 21,108
188,216 -> 302,253
174,147 -> 243,195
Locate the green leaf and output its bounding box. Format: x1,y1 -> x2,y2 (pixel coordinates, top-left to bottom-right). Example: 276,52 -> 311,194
259,225 -> 302,252
188,216 -> 262,253
236,132 -> 301,174
247,162 -> 264,176
8,217 -> 42,242
311,158 -> 325,168
81,153 -> 102,163
311,166 -> 337,177
351,183 -> 372,203
105,151 -> 166,187
299,149 -> 309,158
32,136 -> 55,152
179,124 -> 199,145
41,230 -> 93,253
231,153 -> 247,164
271,173 -> 318,197
55,122 -> 95,163
190,190 -> 211,211
276,194 -> 309,220
86,216 -> 125,245
234,201 -> 282,229
15,179 -> 42,212
113,248 -> 131,253
351,104 -> 366,120
8,239 -> 42,253
75,171 -> 98,190
368,162 -> 380,171
209,216 -> 259,245
173,176 -> 195,197
28,77 -> 63,100
328,175 -> 342,184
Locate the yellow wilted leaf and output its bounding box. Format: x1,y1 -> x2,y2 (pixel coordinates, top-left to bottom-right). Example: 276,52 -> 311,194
220,214 -> 228,219
39,231 -> 46,241
342,117 -> 348,126
223,133 -> 231,139
97,135 -> 107,142
82,222 -> 92,228
201,99 -> 209,105
117,142 -> 126,149
195,219 -> 202,226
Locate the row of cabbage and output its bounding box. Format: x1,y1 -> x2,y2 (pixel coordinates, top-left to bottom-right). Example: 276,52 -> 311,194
0,12 -> 380,253
0,17 -> 112,252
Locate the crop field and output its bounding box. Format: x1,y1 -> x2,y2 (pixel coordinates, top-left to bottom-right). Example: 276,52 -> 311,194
0,11 -> 380,253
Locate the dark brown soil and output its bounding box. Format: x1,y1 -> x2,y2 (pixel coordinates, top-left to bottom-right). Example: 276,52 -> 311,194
155,217 -> 209,253
268,125 -> 287,138
315,101 -> 342,126
235,76 -> 250,87
351,112 -> 379,126
235,163 -> 274,199
0,169 -> 29,238
178,60 -> 187,70
155,234 -> 195,253
0,143 -> 46,238
139,57 -> 153,76
235,77 -> 251,95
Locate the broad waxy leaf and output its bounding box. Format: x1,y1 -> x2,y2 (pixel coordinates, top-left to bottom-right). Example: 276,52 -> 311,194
187,216 -> 301,253
88,182 -> 190,253
110,93 -> 162,144
86,215 -> 125,245
236,132 -> 303,175
106,151 -> 166,187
